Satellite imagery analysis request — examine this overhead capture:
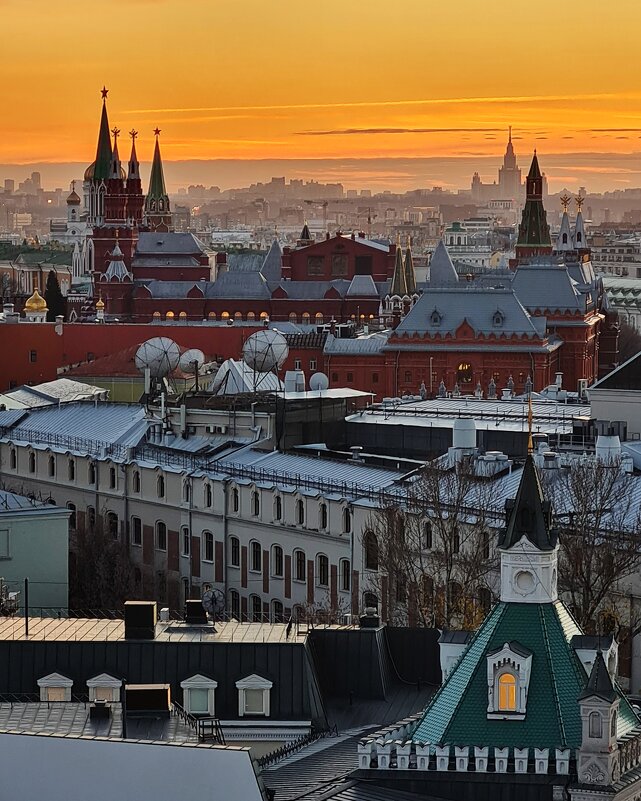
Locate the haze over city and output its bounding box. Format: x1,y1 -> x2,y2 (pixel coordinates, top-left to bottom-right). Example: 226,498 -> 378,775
4,0 -> 641,192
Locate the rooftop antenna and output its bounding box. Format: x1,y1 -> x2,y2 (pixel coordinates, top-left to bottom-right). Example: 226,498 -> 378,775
527,393 -> 534,455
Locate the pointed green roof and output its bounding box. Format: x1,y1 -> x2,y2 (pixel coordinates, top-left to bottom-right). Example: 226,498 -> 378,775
390,243 -> 407,296
412,601 -> 638,749
91,99 -> 112,182
580,651 -> 617,703
528,151 -> 542,180
498,455 -> 557,551
147,136 -> 167,200
404,243 -> 417,295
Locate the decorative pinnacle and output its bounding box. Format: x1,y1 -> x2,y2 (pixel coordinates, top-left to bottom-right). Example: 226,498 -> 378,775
153,127 -> 161,137
575,195 -> 585,212
129,129 -> 138,141
70,180 -> 75,192
111,127 -> 120,142
101,86 -> 108,100
559,194 -> 572,212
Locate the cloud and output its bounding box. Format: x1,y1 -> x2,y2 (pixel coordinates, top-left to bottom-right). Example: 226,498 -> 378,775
295,127 -> 505,136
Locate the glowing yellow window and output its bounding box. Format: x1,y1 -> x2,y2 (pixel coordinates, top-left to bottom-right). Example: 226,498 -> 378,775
498,673 -> 516,711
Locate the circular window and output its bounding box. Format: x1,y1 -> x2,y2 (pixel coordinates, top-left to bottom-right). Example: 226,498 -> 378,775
515,570 -> 535,595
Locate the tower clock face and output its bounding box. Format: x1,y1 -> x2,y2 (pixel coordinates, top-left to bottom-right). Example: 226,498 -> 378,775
514,570 -> 535,595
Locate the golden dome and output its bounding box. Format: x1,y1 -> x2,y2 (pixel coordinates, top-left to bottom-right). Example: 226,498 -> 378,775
96,297 -> 105,309
25,288 -> 48,312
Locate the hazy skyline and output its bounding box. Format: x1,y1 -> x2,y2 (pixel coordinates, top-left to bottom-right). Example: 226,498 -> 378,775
4,0 -> 641,192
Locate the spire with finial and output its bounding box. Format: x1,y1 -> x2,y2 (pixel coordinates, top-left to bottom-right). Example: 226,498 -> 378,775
404,235 -> 417,295
109,127 -> 121,179
556,194 -> 574,252
128,129 -> 140,180
389,236 -> 407,296
574,195 -> 587,249
516,151 -> 552,260
527,393 -> 534,454
86,86 -> 112,184
144,127 -> 172,231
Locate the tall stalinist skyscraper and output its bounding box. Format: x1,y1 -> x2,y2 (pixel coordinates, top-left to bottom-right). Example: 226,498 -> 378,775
497,126 -> 522,200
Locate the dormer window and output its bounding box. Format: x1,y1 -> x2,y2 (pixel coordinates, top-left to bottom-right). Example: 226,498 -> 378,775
430,309 -> 442,326
87,673 -> 121,702
181,674 -> 218,716
236,674 -> 272,717
493,310 -> 505,327
38,672 -> 73,702
487,642 -> 532,719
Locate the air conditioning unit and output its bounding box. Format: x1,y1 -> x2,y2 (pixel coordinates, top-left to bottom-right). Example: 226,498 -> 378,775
577,378 -> 589,400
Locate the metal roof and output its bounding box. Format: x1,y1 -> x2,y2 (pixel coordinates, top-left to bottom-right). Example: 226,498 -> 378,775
324,332 -> 389,355
136,232 -> 210,256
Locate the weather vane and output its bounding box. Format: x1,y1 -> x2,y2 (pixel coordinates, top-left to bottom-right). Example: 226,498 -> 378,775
559,194 -> 572,212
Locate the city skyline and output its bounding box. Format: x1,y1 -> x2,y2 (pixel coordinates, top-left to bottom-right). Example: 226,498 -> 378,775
4,0 -> 641,192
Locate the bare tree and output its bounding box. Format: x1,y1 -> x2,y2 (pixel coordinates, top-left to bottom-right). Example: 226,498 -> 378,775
363,458 -> 501,628
69,509 -> 137,611
618,319 -> 641,364
542,459 -> 641,634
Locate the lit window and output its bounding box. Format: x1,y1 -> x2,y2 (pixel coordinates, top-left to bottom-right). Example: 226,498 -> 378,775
498,674 -> 517,711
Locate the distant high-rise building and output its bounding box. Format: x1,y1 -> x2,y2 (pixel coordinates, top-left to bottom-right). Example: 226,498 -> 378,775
31,171 -> 41,190
497,127 -> 522,200
4,179 -> 14,194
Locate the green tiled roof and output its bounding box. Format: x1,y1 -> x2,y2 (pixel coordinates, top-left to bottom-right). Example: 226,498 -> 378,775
413,600 -> 638,749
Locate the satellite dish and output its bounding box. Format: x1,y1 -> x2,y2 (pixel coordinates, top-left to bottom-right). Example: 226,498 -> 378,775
309,372 -> 329,392
134,337 -> 180,378
242,329 -> 289,373
179,348 -> 206,375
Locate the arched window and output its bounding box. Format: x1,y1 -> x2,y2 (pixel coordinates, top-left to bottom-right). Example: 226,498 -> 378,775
106,512 -> 119,539
482,530 -> 490,560
340,558 -> 351,591
157,474 -> 165,498
109,466 -> 116,489
319,502 -> 328,530
182,526 -> 190,556
131,516 -> 142,546
363,530 -> 379,571
88,462 -> 95,484
294,549 -> 306,582
221,311 -> 230,320
342,507 -> 352,534
234,311 -> 243,321
247,312 -> 255,321
183,480 -> 190,503
204,483 -> 212,508
271,599 -> 284,623
562,233 -> 568,244
68,459 -> 75,481
260,312 -> 269,320
452,527 -> 460,554
153,311 -> 161,319
251,489 -> 260,517
231,486 -> 239,512
250,594 -> 263,622
165,311 -> 174,320
498,673 -> 517,712
67,503 -> 77,530
132,470 -> 140,493
302,312 -> 311,325
229,535 -> 240,567
179,311 -> 187,319
456,362 -> 473,384
589,711 -> 603,738
250,540 -> 262,572
271,545 -> 283,577
9,448 -> 16,470
479,586 -> 492,614
87,506 -> 96,531
208,311 -> 217,320
289,312 -> 297,323
577,231 -> 583,244
315,312 -> 324,324
156,521 -> 167,551
229,589 -> 240,620
28,452 -> 36,473
295,498 -> 305,526
273,495 -> 282,521
203,531 -> 214,562
422,521 -> 433,550
317,554 -> 329,587
48,455 -> 55,477
450,581 -> 462,611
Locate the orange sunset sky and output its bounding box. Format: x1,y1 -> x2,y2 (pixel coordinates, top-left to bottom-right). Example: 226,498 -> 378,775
3,0 -> 641,190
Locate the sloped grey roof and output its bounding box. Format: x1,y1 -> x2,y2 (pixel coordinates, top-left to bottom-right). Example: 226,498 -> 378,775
207,271 -> 271,299
136,232 -> 210,256
346,274 -> 378,297
226,253 -> 265,273
132,256 -> 201,268
260,239 -> 282,282
142,281 -> 205,299
512,260 -> 585,312
428,241 -> 459,285
395,286 -> 545,338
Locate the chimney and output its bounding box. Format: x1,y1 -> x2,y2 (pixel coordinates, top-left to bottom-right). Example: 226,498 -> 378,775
124,600 -> 157,640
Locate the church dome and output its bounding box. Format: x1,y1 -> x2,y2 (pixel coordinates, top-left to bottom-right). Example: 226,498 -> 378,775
95,297 -> 105,309
25,288 -> 48,312
84,161 -> 125,181
67,189 -> 81,205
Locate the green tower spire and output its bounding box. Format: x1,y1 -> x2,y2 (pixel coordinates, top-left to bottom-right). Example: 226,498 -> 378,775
92,87 -> 113,182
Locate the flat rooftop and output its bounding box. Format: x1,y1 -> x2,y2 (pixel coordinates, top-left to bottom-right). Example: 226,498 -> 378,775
0,617 -> 356,644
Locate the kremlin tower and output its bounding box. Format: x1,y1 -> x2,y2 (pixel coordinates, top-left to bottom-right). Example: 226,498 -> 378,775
144,130 -> 172,232
515,152 -> 552,262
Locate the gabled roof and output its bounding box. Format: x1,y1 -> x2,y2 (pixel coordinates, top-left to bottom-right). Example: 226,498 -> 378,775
260,239 -> 282,283
135,233 -> 209,256
591,349 -> 641,391
389,244 -> 407,296
404,244 -> 417,295
428,241 -> 459,286
208,271 -> 271,299
512,260 -> 584,312
498,455 -> 557,552
346,274 -> 378,297
579,651 -> 617,703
